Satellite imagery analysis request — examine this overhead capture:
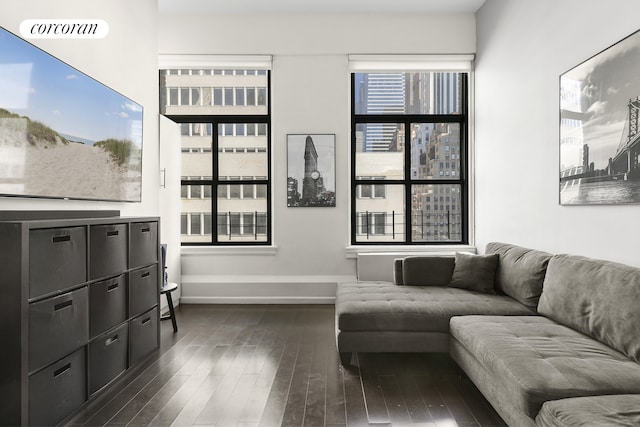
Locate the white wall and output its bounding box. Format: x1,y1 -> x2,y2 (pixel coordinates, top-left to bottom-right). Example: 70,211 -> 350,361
159,116 -> 182,307
0,0 -> 159,217
475,0 -> 640,266
158,12 -> 476,302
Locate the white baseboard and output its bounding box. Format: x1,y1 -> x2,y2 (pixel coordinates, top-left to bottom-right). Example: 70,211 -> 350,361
179,274 -> 356,304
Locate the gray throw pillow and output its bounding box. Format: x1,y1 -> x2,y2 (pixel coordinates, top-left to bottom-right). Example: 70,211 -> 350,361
449,252 -> 498,294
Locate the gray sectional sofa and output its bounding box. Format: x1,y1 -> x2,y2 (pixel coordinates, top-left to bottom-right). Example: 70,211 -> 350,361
335,242 -> 640,426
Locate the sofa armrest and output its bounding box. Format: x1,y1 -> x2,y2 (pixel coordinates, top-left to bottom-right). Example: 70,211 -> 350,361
399,256 -> 455,286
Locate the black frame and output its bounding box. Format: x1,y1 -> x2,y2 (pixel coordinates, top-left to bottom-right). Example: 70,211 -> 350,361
286,133 -> 336,208
559,28 -> 640,205
350,72 -> 469,245
0,26 -> 144,203
163,72 -> 272,246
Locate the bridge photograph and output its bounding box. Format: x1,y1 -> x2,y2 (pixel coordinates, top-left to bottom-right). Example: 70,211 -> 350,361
560,28 -> 640,205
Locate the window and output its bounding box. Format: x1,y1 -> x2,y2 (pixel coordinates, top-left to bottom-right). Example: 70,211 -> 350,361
161,61 -> 271,245
351,58 -> 470,245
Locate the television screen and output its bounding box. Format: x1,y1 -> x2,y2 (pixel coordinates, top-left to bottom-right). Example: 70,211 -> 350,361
0,26 -> 143,202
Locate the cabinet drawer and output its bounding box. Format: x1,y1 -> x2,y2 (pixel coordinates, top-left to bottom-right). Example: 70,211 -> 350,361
89,323 -> 128,395
129,265 -> 158,317
29,227 -> 87,299
130,221 -> 158,268
130,307 -> 158,366
90,224 -> 127,280
90,274 -> 127,338
29,347 -> 86,427
29,287 -> 89,371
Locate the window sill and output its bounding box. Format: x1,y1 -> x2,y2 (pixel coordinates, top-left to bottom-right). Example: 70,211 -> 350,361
345,244 -> 476,259
181,245 -> 278,256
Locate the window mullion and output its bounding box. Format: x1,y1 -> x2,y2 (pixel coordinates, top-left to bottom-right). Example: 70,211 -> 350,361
211,121 -> 219,245
404,119 -> 412,244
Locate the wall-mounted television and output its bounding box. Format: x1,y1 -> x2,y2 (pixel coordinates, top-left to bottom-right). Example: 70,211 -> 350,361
0,26 -> 143,202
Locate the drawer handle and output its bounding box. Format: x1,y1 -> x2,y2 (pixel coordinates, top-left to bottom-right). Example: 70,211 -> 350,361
141,227 -> 151,233
141,272 -> 151,279
105,335 -> 119,346
54,300 -> 73,311
107,283 -> 119,292
141,316 -> 151,325
106,230 -> 119,237
53,363 -> 71,378
52,235 -> 71,243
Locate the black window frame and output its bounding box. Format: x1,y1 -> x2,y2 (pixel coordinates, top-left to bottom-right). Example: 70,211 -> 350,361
350,72 -> 469,245
163,71 -> 272,246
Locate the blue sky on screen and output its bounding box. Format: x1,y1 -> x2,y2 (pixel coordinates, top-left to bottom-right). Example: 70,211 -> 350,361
0,27 -> 142,147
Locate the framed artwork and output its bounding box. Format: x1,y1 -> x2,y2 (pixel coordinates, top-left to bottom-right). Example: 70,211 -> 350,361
560,28 -> 640,205
287,134 -> 335,207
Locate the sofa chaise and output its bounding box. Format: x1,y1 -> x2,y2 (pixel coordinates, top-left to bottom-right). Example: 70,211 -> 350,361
335,242 -> 640,426
336,242 -> 550,365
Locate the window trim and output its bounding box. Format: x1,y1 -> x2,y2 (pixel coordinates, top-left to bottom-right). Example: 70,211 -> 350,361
350,70 -> 470,246
163,69 -> 272,246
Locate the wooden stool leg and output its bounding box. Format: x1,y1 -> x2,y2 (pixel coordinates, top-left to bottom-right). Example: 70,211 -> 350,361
165,291 -> 178,333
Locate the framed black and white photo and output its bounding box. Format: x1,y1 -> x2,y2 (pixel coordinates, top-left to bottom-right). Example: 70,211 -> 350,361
287,134 -> 335,207
560,28 -> 640,205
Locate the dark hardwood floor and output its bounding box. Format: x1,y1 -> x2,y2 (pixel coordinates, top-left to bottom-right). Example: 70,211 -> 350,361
67,304 -> 506,426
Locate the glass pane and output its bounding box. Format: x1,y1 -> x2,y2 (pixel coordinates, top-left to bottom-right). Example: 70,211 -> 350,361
410,123 -> 461,180
217,188 -> 268,242
180,185 -> 213,244
224,88 -> 234,106
180,88 -> 189,105
160,67 -> 269,114
235,88 -> 245,106
169,88 -> 178,105
411,184 -> 462,242
214,88 -> 223,105
242,183 -> 254,199
180,214 -> 187,235
180,123 -> 213,178
191,88 -> 200,106
355,123 -> 404,180
218,123 -> 268,178
191,214 -> 201,234
354,72 -> 463,115
247,88 -> 256,106
354,184 -> 405,243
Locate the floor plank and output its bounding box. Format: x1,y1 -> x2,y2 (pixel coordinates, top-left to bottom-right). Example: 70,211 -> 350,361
66,304 -> 506,427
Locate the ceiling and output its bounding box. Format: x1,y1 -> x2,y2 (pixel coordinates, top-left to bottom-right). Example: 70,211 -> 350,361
158,0 -> 487,15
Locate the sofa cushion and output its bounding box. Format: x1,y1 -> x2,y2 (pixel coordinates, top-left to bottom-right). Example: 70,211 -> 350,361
536,394 -> 640,427
336,281 -> 533,333
449,252 -> 498,294
486,242 -> 552,308
538,254 -> 640,362
400,256 -> 455,286
449,315 -> 640,419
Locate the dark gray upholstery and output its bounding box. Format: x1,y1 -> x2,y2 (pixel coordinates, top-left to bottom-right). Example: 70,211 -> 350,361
448,252 -> 498,294
400,256 -> 455,286
450,315 -> 640,420
336,242 -> 640,425
539,254 -> 640,363
536,395 -> 640,427
486,242 -> 552,308
337,281 -> 533,333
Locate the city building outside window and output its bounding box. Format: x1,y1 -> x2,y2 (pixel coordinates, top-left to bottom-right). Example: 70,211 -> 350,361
160,62 -> 271,245
350,56 -> 471,245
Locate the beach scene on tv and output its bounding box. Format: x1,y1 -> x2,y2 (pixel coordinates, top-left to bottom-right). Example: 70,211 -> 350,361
0,27 -> 143,202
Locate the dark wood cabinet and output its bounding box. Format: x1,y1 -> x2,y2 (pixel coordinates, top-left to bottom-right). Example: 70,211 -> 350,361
0,213 -> 161,426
